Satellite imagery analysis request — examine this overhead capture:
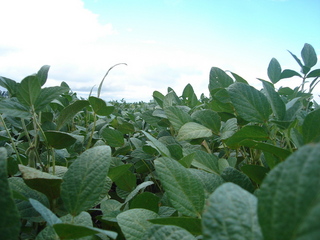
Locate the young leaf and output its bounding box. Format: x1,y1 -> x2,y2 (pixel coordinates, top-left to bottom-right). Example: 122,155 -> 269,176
37,65 -> 50,86
267,58 -> 282,83
153,90 -> 165,108
117,208 -> 158,240
61,145 -> 112,216
258,143 -> 320,240
164,106 -> 192,131
155,157 -> 205,217
143,224 -> 197,240
191,109 -> 221,134
202,183 -> 262,240
288,50 -> 310,74
301,43 -> 317,68
228,82 -> 271,123
302,108 -> 320,143
177,122 -> 212,141
209,67 -> 234,91
0,148 -> 21,240
89,96 -> 114,116
279,69 -> 302,79
182,83 -> 199,107
56,99 -> 90,130
17,75 -> 41,107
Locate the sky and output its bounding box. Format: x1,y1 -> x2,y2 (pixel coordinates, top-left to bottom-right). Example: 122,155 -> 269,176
0,0 -> 319,102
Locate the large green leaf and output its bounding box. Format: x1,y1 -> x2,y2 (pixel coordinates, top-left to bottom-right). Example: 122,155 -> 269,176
117,208 -> 158,240
101,127 -> 125,147
89,96 -> 114,116
0,76 -> 18,96
209,67 -> 234,91
191,109 -> 221,134
17,75 -> 41,107
258,143 -> 320,240
202,183 -> 262,240
61,145 -> 112,216
0,148 -> 21,240
267,58 -> 282,83
34,86 -> 68,112
261,80 -> 286,120
280,69 -> 302,79
153,90 -> 165,108
220,118 -> 237,140
221,167 -> 255,193
142,131 -> 171,157
225,125 -> 269,149
56,100 -> 90,130
37,65 -> 50,86
0,98 -> 31,118
130,192 -> 159,213
177,122 -> 212,141
19,164 -> 62,200
241,165 -> 269,185
182,83 -> 200,107
302,108 -> 320,143
191,150 -> 220,174
155,157 -> 205,217
164,106 -> 192,131
301,43 -> 317,68
44,130 -> 77,149
142,225 -> 196,240
228,82 -> 271,123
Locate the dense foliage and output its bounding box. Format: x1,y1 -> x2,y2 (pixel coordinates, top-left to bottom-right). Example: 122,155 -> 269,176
1,43 -> 320,240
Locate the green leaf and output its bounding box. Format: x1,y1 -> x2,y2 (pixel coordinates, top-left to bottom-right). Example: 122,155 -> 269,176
280,69 -> 302,79
229,71 -> 248,84
177,122 -> 212,141
258,143 -> 320,240
101,127 -> 125,147
241,165 -> 269,185
142,225 -> 196,240
61,145 -> 112,216
37,65 -> 50,86
89,96 -> 114,116
0,76 -> 18,97
141,131 -> 171,157
220,118 -> 237,140
0,148 -> 21,240
108,164 -> 133,182
261,80 -> 286,120
9,177 -> 50,222
130,192 -> 159,213
228,82 -> 271,123
0,98 -> 31,118
192,150 -> 220,174
19,164 -> 62,200
148,217 -> 201,236
209,67 -> 234,91
202,183 -> 262,240
267,58 -> 282,83
221,167 -> 255,193
56,100 -> 90,130
53,223 -> 118,239
155,157 -> 205,217
306,68 -> 320,78
301,43 -> 317,68
29,198 -> 61,225
117,208 -> 158,240
34,86 -> 68,112
153,90 -> 165,108
191,109 -> 221,134
225,125 -> 269,149
17,75 -> 41,107
288,50 -> 310,74
182,83 -> 199,107
44,130 -> 77,149
302,108 -> 320,143
164,106 -> 192,131
123,181 -> 154,205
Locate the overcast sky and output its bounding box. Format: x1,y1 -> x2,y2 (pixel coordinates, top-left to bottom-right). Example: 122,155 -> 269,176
0,0 -> 319,102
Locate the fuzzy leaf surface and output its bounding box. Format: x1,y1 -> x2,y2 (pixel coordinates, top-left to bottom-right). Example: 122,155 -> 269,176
177,122 -> 212,141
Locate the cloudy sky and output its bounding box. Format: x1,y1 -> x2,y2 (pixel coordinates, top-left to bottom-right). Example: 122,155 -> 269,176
0,0 -> 319,102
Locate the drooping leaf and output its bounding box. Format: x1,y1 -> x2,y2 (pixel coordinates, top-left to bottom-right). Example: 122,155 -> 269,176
202,183 -> 262,240
261,80 -> 286,120
177,122 -> 212,141
225,125 -> 269,149
164,106 -> 192,131
142,131 -> 171,157
142,225 -> 196,240
288,50 -> 310,74
191,109 -> 221,134
209,67 -> 234,91
155,157 -> 205,217
101,127 -> 125,147
44,130 -> 77,149
267,58 -> 282,83
17,75 -> 41,107
0,148 -> 21,240
56,100 -> 90,130
61,145 -> 112,216
301,43 -> 317,68
117,208 -> 158,240
228,82 -> 271,123
258,143 -> 320,240
19,164 -> 62,200
89,96 -> 114,116
302,108 -> 320,143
